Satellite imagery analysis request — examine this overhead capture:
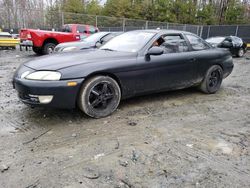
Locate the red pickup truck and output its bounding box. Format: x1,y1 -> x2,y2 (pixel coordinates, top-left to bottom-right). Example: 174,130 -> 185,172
20,24 -> 99,55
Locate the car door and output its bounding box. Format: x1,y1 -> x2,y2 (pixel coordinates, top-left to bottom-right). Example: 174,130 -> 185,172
135,34 -> 198,94
184,34 -> 218,81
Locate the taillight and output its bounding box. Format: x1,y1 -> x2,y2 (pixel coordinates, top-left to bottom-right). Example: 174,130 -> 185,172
27,33 -> 31,39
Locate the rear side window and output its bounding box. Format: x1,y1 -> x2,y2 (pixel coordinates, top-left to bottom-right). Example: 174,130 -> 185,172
62,25 -> 72,32
186,34 -> 209,51
77,25 -> 87,34
232,36 -> 242,43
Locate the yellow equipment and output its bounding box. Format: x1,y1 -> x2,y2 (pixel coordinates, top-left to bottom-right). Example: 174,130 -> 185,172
0,32 -> 20,49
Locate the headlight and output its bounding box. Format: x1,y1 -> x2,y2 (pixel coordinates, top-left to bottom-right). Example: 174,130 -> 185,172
62,46 -> 77,52
24,71 -> 61,81
20,71 -> 30,79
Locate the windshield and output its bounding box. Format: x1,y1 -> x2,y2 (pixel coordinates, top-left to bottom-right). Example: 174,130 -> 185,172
206,37 -> 225,44
83,32 -> 107,43
100,31 -> 156,52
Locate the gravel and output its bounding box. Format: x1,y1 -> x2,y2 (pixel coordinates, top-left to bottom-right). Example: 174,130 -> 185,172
0,49 -> 250,187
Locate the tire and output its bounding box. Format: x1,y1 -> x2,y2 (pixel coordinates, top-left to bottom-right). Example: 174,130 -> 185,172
199,65 -> 223,94
78,76 -> 121,118
42,42 -> 56,55
236,48 -> 244,57
32,47 -> 43,55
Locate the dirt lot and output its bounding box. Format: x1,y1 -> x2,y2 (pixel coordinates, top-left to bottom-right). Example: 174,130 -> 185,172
0,49 -> 250,188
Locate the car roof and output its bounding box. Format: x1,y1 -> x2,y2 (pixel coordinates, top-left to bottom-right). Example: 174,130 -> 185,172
207,36 -> 226,38
95,31 -> 121,34
127,29 -> 196,35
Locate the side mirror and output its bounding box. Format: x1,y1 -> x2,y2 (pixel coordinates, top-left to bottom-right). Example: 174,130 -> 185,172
147,46 -> 164,56
95,41 -> 102,48
221,41 -> 233,48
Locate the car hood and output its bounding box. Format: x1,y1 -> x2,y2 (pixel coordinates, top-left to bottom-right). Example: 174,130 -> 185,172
206,41 -> 219,47
24,49 -> 137,70
55,41 -> 94,51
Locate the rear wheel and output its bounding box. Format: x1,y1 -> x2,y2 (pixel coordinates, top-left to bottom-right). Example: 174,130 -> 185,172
32,47 -> 43,55
42,42 -> 56,55
236,48 -> 244,57
199,65 -> 223,94
78,76 -> 121,118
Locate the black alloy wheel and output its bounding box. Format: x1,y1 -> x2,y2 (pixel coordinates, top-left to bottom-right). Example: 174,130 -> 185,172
208,69 -> 220,88
89,82 -> 115,110
78,76 -> 121,118
199,65 -> 223,94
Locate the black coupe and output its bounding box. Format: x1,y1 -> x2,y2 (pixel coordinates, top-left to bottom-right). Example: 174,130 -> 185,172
13,30 -> 234,118
206,36 -> 247,57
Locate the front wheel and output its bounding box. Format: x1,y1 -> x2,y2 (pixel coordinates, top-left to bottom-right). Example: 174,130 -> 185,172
78,76 -> 121,118
199,65 -> 223,94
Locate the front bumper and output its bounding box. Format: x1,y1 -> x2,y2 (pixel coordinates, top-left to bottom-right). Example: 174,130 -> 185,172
13,77 -> 84,109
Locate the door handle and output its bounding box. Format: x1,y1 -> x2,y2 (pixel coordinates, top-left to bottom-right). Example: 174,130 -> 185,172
188,58 -> 196,63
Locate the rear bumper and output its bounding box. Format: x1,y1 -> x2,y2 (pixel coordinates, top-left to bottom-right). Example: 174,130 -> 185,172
20,40 -> 33,47
13,77 -> 84,109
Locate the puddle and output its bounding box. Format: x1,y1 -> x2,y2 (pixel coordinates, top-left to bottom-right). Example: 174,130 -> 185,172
208,139 -> 233,154
214,141 -> 233,154
0,126 -> 18,135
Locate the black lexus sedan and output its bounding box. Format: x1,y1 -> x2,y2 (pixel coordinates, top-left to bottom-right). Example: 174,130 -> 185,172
13,30 -> 234,118
206,36 -> 247,57
54,32 -> 121,52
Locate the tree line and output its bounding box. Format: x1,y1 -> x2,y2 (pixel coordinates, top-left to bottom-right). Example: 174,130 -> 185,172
56,0 -> 250,25
0,0 -> 250,30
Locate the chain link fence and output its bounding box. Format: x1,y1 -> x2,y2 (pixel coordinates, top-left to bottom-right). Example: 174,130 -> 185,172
0,8 -> 249,43
0,8 -> 202,35
201,25 -> 250,43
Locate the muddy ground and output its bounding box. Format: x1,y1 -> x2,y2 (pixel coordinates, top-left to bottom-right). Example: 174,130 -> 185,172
0,49 -> 250,188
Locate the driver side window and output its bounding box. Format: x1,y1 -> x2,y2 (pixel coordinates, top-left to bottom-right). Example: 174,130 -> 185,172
152,34 -> 189,54
162,35 -> 189,53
